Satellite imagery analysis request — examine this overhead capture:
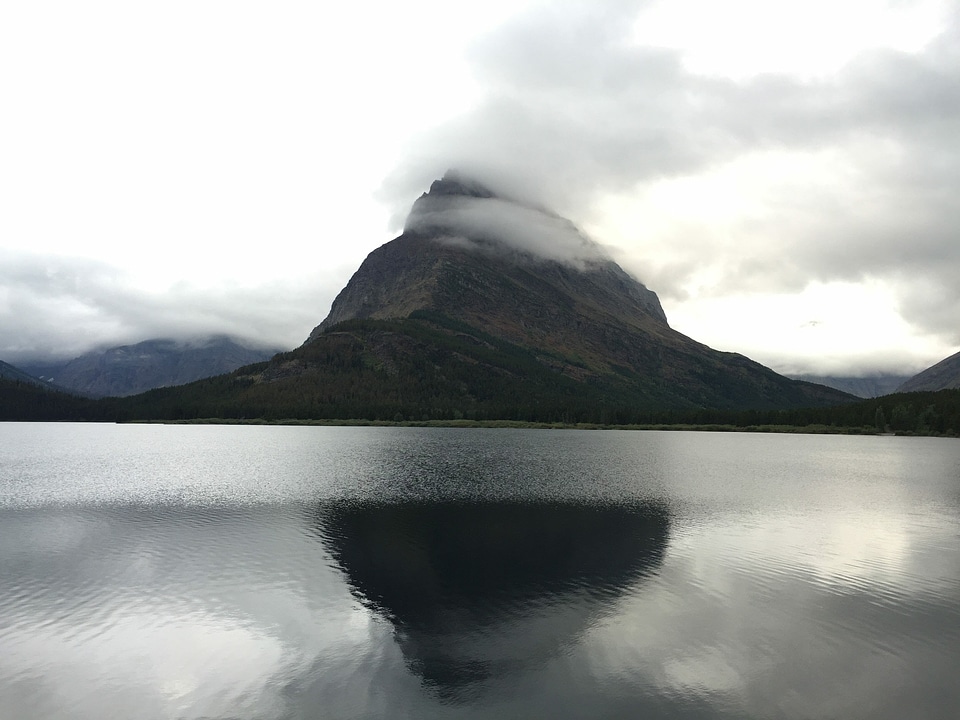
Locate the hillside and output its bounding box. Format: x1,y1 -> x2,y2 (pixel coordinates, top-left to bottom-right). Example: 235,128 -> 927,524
0,360 -> 51,388
0,378 -> 92,421
752,389 -> 960,437
897,350 -> 960,393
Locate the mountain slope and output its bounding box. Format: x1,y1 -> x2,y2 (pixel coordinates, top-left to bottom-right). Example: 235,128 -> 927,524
105,313 -> 844,423
22,336 -> 282,398
0,376 -> 91,421
897,350 -> 960,393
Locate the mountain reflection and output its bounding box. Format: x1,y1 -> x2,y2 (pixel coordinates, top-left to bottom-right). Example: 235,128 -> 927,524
315,501 -> 670,700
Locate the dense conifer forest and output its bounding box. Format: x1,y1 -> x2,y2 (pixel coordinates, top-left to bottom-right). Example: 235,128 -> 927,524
4,373 -> 959,437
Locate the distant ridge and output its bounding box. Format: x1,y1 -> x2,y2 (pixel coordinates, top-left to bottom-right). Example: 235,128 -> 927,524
788,374 -> 910,399
21,336 -> 282,398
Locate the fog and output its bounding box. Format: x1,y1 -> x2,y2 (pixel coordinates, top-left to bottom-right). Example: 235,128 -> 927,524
405,184 -> 609,268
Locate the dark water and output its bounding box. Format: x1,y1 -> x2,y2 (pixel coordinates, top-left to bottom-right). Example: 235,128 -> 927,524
1,424 -> 959,719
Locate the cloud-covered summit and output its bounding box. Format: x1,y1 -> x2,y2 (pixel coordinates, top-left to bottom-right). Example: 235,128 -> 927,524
404,170 -> 609,269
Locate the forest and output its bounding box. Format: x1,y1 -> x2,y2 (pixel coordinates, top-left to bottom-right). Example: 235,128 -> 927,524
3,371 -> 959,437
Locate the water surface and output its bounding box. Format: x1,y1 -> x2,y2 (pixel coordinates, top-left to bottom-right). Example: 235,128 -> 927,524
1,423 -> 958,718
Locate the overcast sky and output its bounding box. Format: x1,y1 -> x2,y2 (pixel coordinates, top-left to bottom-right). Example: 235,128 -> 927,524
2,0 -> 957,376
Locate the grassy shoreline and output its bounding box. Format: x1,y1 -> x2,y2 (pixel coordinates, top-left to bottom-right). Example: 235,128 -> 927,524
143,417 -> 929,435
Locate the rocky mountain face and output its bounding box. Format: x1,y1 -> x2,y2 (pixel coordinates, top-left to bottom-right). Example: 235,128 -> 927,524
312,173 -> 667,343
22,336 -> 281,398
897,350 -> 960,393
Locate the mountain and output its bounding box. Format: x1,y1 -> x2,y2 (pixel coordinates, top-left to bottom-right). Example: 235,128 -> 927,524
788,374 -> 909,399
292,172 -> 850,412
0,359 -> 52,388
21,336 -> 282,398
897,350 -> 960,393
106,171 -> 851,423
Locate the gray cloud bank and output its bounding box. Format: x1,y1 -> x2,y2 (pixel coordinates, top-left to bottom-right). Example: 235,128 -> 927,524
0,250 -> 327,363
382,0 -> 960,350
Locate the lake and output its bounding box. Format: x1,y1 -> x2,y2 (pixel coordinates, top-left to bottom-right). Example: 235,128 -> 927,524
1,423 -> 958,719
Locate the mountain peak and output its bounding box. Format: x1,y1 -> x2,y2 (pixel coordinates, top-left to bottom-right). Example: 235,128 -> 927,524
313,172 -> 669,340
403,169 -> 506,235
402,171 -> 608,272
425,169 -> 500,200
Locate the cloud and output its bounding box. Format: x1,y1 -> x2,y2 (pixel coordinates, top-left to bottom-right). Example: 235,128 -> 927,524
383,0 -> 960,354
4,0 -> 957,373
405,189 -> 608,267
0,250 -> 336,363
380,1 -> 721,218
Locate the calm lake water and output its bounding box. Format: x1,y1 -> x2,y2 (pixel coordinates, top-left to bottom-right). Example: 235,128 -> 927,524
1,423 -> 959,719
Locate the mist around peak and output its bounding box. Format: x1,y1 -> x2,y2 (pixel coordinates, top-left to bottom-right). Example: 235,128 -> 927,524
403,172 -> 611,270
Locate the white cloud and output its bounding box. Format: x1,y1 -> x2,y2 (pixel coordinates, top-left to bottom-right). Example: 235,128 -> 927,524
407,193 -> 608,268
631,0 -> 950,79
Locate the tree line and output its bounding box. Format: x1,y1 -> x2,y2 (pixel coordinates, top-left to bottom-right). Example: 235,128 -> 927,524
4,370 -> 959,436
